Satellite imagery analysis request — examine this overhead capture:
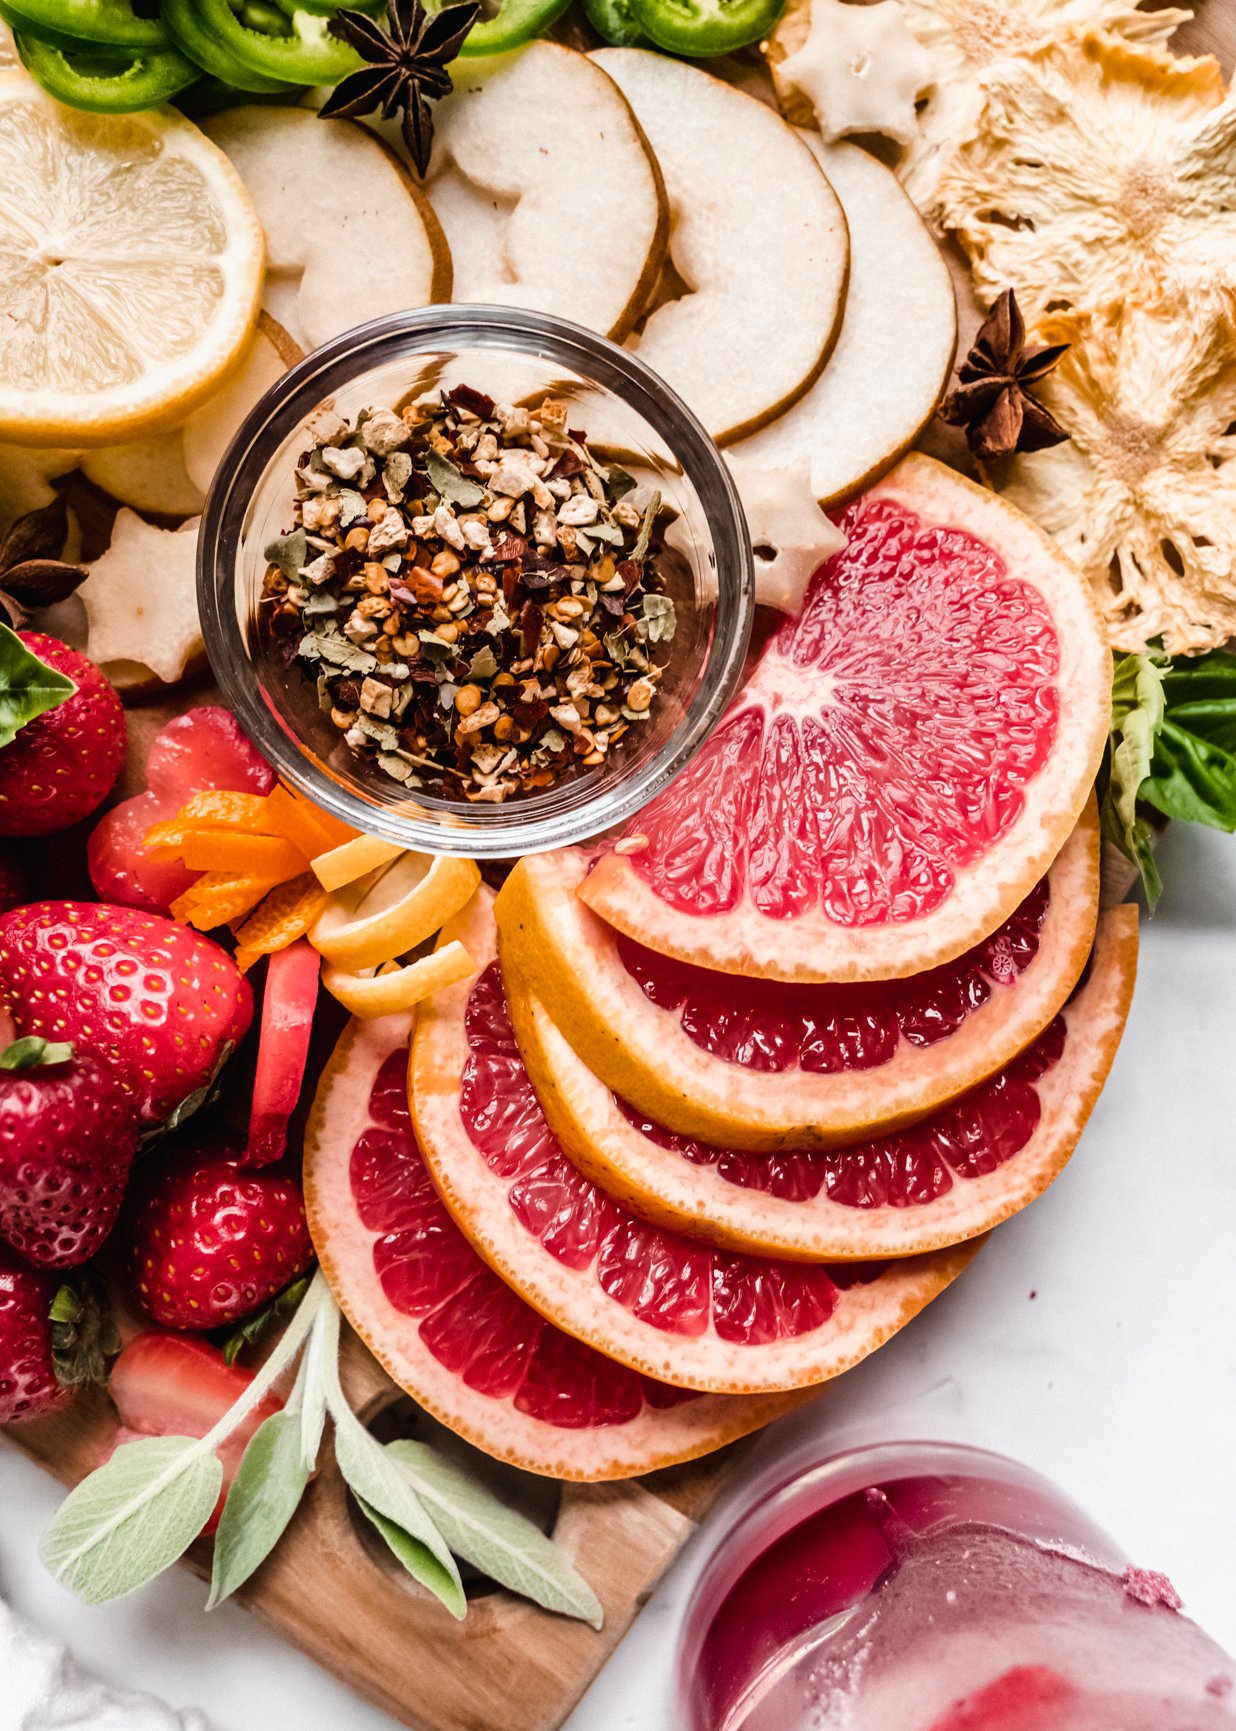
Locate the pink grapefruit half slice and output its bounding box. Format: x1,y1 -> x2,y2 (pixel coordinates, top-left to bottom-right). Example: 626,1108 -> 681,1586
507,905 -> 1138,1260
411,892 -> 980,1396
304,1009 -> 816,1479
496,804 -> 1099,1153
581,455 -> 1110,984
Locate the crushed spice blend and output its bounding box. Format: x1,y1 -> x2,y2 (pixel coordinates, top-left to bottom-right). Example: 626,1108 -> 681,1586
261,385 -> 676,803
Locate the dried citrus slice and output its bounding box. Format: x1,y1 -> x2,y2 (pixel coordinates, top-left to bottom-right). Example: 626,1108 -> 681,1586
305,1011 -> 815,1478
507,907 -> 1137,1259
311,853 -> 480,972
171,872 -> 282,930
412,892 -> 979,1394
233,873 -> 329,972
498,806 -> 1098,1152
581,455 -> 1110,984
322,943 -> 475,1019
176,830 -> 308,878
0,77 -> 264,446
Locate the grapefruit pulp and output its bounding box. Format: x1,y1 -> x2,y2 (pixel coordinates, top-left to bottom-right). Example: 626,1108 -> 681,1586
496,804 -> 1099,1153
303,1010 -> 816,1479
507,906 -> 1138,1260
581,456 -> 1110,983
411,892 -> 980,1395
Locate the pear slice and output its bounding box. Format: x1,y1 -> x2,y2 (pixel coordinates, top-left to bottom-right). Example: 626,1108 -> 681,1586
0,445 -> 80,526
182,312 -> 303,499
79,434 -> 204,520
80,511 -> 202,694
426,43 -> 667,342
203,108 -> 451,353
592,48 -> 849,445
734,138 -> 957,506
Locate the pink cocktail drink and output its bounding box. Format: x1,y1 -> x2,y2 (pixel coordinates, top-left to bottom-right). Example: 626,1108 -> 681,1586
679,1443 -> 1235,1731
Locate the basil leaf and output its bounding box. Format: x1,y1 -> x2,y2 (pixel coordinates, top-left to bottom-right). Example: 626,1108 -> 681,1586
208,1411 -> 309,1608
42,1436 -> 221,1606
1100,652 -> 1165,911
1138,649 -> 1236,831
0,623 -> 76,750
386,1440 -> 603,1627
331,1404 -> 464,1618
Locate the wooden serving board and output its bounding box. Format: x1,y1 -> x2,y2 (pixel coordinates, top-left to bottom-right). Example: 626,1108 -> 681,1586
3,4 -> 1229,1723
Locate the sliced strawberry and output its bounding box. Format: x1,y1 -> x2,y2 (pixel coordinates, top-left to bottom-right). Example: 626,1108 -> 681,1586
88,708 -> 276,915
106,1332 -> 283,1535
247,939 -> 321,1167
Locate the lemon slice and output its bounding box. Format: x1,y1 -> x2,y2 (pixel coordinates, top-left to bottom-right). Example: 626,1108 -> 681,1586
322,943 -> 476,1019
311,853 -> 480,972
0,76 -> 264,446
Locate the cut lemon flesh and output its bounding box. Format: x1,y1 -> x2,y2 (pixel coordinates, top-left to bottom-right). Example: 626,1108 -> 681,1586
311,853 -> 480,972
0,76 -> 264,447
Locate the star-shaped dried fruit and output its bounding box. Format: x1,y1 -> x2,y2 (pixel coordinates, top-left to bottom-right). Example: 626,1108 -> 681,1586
940,289 -> 1069,461
80,511 -> 202,690
322,0 -> 480,177
767,0 -> 936,146
725,454 -> 846,616
938,33 -> 1236,318
995,295 -> 1236,655
895,0 -> 1191,207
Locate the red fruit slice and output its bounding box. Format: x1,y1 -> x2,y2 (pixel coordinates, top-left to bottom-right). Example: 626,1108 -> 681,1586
88,707 -> 276,915
304,1012 -> 815,1480
247,938 -> 321,1167
581,456 -> 1110,983
496,806 -> 1098,1152
412,893 -> 979,1395
104,1332 -> 283,1534
506,907 -> 1138,1259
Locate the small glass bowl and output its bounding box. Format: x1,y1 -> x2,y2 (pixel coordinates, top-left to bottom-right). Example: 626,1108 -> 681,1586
198,306 -> 754,859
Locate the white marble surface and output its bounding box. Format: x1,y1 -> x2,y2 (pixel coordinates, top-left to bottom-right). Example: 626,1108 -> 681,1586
2,820 -> 1234,1731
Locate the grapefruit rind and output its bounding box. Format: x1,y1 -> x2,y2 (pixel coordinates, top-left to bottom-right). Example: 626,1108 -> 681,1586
581,455 -> 1111,984
412,892 -> 981,1396
508,905 -> 1138,1260
495,804 -> 1099,1153
304,1010 -> 815,1479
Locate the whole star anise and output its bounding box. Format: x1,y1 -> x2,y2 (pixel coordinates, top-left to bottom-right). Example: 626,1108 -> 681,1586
940,289 -> 1070,462
0,497 -> 87,630
322,0 -> 481,177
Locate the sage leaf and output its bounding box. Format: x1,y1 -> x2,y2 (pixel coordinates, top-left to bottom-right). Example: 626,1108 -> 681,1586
0,622 -> 76,751
387,1441 -> 603,1627
425,449 -> 484,510
208,1412 -> 309,1608
42,1436 -> 221,1606
332,1406 -> 464,1618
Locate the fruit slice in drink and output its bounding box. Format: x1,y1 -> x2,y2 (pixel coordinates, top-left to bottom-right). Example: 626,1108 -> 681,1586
582,456 -> 1110,984
304,1011 -> 817,1479
411,892 -> 979,1395
506,905 -> 1137,1259
496,803 -> 1100,1152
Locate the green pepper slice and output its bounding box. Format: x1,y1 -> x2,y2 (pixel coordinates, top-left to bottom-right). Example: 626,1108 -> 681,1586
0,0 -> 166,50
628,0 -> 784,55
442,0 -> 573,56
164,0 -> 362,83
14,32 -> 198,111
582,0 -> 645,46
0,0 -> 128,53
176,73 -> 307,118
161,0 -> 298,91
270,0 -> 384,13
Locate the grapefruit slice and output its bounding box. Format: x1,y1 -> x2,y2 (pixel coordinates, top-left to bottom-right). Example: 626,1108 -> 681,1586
411,892 -> 980,1395
507,907 -> 1138,1260
304,1011 -> 816,1480
581,455 -> 1110,984
496,805 -> 1098,1153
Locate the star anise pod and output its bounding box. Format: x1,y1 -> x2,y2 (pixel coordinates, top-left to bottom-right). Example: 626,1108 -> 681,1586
322,0 -> 481,178
940,289 -> 1071,462
0,497 -> 87,630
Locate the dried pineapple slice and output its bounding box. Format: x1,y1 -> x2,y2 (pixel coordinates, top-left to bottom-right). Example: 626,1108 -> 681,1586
897,0 -> 1192,206
938,34 -> 1235,317
993,295 -> 1236,655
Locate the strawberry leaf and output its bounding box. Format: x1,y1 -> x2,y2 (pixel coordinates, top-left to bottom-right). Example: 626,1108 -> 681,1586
0,623 -> 75,751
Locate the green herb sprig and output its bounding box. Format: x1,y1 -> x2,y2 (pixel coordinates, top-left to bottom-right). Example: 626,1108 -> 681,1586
41,1272 -> 602,1627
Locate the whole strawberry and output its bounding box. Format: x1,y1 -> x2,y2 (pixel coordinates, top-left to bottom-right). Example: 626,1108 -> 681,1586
0,1245 -> 63,1424
0,634 -> 125,838
0,902 -> 253,1130
127,1139 -> 313,1330
0,1036 -> 139,1267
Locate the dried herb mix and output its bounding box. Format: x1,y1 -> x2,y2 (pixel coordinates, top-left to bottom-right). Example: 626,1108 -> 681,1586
262,385 -> 676,804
